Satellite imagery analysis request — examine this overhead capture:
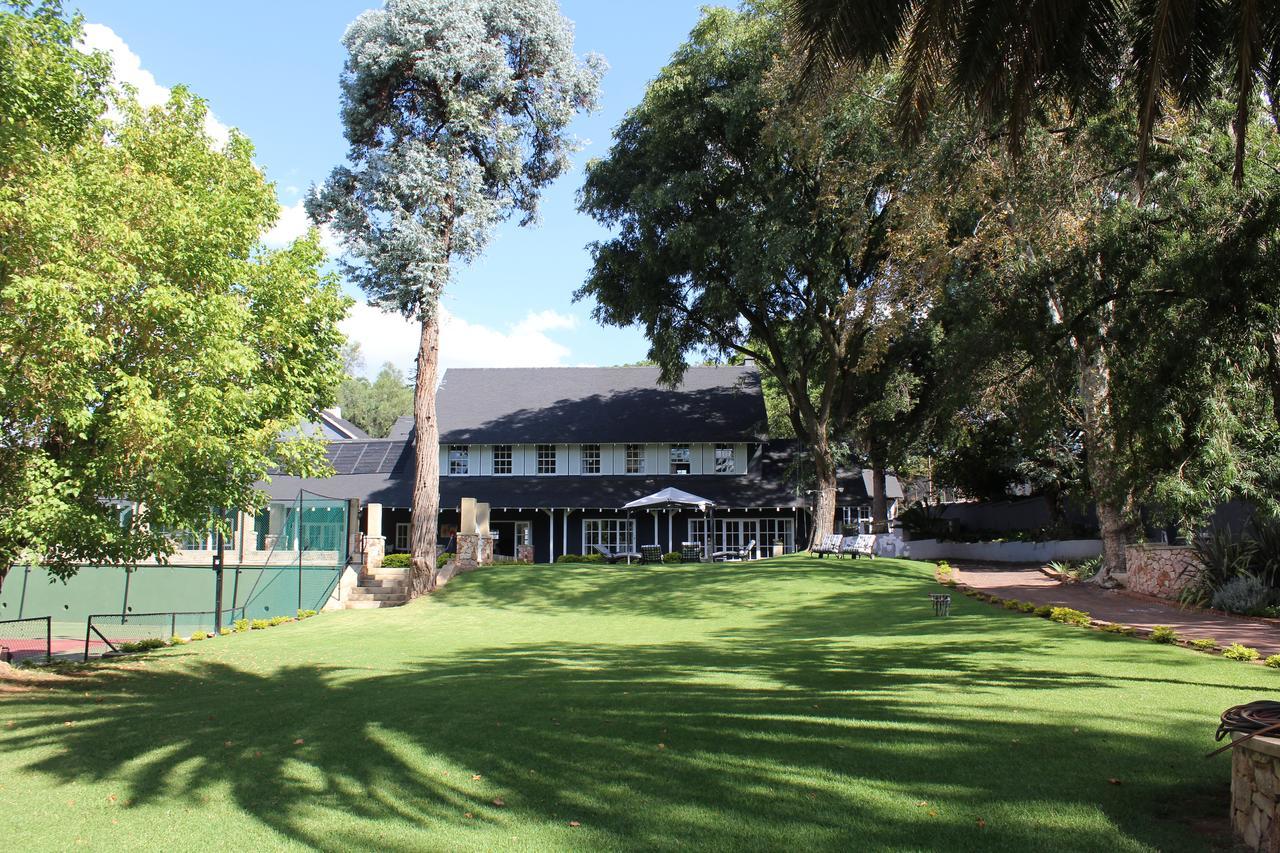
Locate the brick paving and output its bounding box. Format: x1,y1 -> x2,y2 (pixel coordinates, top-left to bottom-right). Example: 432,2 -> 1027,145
954,565 -> 1280,658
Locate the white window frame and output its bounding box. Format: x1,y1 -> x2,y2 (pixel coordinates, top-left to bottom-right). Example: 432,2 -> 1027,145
536,444 -> 557,475
394,522 -> 410,552
714,443 -> 735,474
688,517 -> 794,556
448,445 -> 469,476
492,444 -> 513,475
581,443 -> 602,475
583,518 -> 635,553
669,443 -> 691,475
625,443 -> 645,474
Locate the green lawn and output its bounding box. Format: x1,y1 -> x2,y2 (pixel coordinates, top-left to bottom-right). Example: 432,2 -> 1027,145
0,556 -> 1269,851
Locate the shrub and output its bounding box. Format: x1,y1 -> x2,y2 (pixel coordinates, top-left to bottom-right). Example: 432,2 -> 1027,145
1001,599 -> 1021,611
219,627 -> 232,637
1189,638 -> 1217,651
233,619 -> 249,633
1049,607 -> 1091,627
1100,623 -> 1134,635
1223,643 -> 1261,662
1150,625 -> 1179,644
118,637 -> 166,653
1033,605 -> 1053,618
170,635 -> 187,645
381,553 -> 411,568
555,554 -> 582,563
436,553 -> 451,569
1210,575 -> 1274,616
1018,601 -> 1036,613
1265,654 -> 1280,668
250,619 -> 269,631
581,553 -> 605,564
662,552 -> 682,563
297,610 -> 318,619
268,616 -> 291,627
189,631 -> 207,641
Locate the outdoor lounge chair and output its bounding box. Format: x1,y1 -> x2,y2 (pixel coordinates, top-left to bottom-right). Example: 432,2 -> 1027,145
811,533 -> 842,558
712,539 -> 755,562
836,534 -> 877,559
591,544 -> 642,564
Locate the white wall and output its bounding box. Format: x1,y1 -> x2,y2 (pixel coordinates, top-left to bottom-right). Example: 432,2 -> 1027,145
899,538 -> 1103,563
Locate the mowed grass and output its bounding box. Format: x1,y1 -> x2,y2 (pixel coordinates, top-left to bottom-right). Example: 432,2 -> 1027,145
0,556 -> 1271,851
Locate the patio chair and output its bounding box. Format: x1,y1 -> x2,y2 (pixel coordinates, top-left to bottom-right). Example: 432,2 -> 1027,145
811,533 -> 842,558
852,534 -> 877,558
680,544 -> 703,563
640,544 -> 663,564
712,539 -> 756,562
591,544 -> 642,564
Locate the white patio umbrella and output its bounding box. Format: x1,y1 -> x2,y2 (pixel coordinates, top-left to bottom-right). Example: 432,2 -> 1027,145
623,487 -> 717,561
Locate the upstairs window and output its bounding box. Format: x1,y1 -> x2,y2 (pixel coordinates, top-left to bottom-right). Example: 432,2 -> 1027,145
537,444 -> 558,474
492,444 -> 513,475
714,443 -> 736,473
669,443 -> 691,474
448,445 -> 469,475
625,443 -> 645,474
581,444 -> 601,474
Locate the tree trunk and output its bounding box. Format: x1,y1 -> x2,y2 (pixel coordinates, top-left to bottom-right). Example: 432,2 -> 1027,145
409,310 -> 441,596
870,461 -> 889,534
1075,321 -> 1130,585
1095,499 -> 1130,587
809,442 -> 839,548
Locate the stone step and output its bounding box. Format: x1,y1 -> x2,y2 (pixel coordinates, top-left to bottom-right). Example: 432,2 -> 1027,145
349,590 -> 408,601
358,577 -> 409,589
343,599 -> 403,610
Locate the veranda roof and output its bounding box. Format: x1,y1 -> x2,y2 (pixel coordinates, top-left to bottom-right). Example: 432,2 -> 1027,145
622,487 -> 717,511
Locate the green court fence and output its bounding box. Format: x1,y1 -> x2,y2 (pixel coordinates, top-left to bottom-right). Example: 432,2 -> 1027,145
84,608 -> 247,660
0,616 -> 51,663
0,492 -> 350,657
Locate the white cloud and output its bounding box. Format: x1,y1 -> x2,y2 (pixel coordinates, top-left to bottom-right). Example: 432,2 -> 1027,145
262,199 -> 341,255
340,302 -> 578,379
78,23 -> 231,148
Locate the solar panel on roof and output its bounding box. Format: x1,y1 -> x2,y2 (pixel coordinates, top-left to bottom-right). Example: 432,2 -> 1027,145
351,444 -> 385,474
331,443 -> 364,475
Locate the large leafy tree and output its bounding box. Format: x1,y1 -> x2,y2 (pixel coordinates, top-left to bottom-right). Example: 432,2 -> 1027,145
338,360 -> 414,438
579,4 -> 936,544
310,0 -> 602,594
0,3 -> 349,583
785,0 -> 1280,183
912,96 -> 1280,581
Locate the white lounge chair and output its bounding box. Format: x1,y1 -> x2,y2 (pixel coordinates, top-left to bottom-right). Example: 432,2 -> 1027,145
811,533 -> 842,558
712,539 -> 755,562
591,544 -> 641,564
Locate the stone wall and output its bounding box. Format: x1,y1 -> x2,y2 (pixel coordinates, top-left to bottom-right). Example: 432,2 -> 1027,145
1233,734 -> 1280,852
1124,544 -> 1202,600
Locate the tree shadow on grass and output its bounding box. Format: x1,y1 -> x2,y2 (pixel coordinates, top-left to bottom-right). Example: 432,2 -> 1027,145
0,629 -> 1239,852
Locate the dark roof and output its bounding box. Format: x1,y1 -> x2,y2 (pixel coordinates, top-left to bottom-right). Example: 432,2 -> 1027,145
319,410 -> 369,440
261,439 -> 899,509
386,415 -> 414,440
434,365 -> 767,443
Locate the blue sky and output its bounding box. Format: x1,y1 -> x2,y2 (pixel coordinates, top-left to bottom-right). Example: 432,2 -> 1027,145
73,0 -> 710,378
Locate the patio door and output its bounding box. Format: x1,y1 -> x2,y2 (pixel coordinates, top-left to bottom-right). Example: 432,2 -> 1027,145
716,519 -> 758,553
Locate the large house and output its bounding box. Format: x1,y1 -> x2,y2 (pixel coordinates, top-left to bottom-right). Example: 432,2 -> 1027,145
265,364 -> 901,564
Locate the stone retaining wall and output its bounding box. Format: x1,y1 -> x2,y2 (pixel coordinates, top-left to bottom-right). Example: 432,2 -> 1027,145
1124,544 -> 1202,600
1233,734 -> 1280,851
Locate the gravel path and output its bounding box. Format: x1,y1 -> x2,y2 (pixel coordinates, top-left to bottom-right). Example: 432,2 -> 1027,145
954,565 -> 1280,657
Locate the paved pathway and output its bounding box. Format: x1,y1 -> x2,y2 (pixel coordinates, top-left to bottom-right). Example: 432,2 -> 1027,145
954,565 -> 1280,658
